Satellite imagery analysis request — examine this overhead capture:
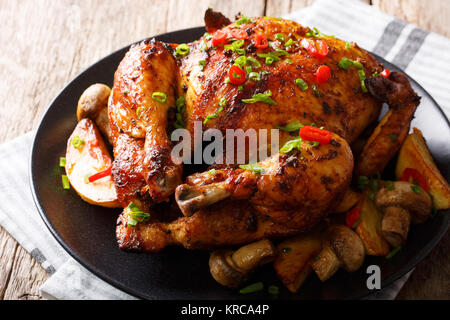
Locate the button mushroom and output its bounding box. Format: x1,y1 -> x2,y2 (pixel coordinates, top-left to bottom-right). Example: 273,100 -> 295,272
77,83 -> 113,144
209,239 -> 276,288
311,225 -> 365,282
375,181 -> 432,247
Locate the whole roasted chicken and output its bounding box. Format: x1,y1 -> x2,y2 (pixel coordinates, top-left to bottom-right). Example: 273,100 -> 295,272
74,10 -> 420,253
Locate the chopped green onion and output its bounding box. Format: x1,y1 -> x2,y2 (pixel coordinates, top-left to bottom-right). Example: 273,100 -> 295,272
248,72 -> 261,81
208,169 -> 217,175
242,90 -> 277,105
385,180 -> 395,191
174,96 -> 186,128
122,90 -> 128,96
136,106 -> 143,117
358,69 -> 368,93
268,285 -> 280,296
246,56 -> 261,68
411,185 -> 422,194
72,136 -> 84,149
234,56 -> 247,68
152,92 -> 167,103
61,175 -> 70,189
225,39 -> 245,55
306,27 -> 334,38
127,202 -> 150,227
245,65 -> 252,74
203,32 -> 212,40
386,246 -> 402,259
338,57 -> 363,71
312,85 -> 322,97
175,44 -> 190,57
275,122 -> 304,132
199,60 -> 206,70
275,33 -> 285,42
59,157 -> 66,167
372,71 -> 380,77
285,59 -> 293,64
240,282 -> 264,294
370,179 -> 379,191
236,15 -> 252,25
257,49 -> 288,65
261,70 -> 270,76
357,175 -> 370,191
345,42 -> 351,50
388,133 -> 398,141
238,85 -> 244,91
204,98 -> 227,124
239,163 -> 264,174
280,137 -> 303,154
295,78 -> 308,91
284,38 -> 294,47
282,247 -> 291,253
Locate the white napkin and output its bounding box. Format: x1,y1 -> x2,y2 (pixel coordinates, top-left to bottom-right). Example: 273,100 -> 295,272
0,0 -> 448,300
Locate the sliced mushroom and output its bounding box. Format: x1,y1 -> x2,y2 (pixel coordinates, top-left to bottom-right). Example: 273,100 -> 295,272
311,225 -> 365,282
77,83 -> 113,144
209,239 -> 276,288
375,181 -> 432,247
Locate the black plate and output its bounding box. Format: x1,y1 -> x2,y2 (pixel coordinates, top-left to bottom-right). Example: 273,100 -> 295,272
30,27 -> 450,300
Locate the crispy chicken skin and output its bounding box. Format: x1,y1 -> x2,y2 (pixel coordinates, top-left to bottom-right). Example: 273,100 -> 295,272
117,133 -> 353,251
179,16 -> 382,145
110,40 -> 182,202
111,10 -> 420,252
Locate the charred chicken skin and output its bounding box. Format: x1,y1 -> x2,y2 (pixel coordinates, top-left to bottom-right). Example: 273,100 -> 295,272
107,10 -> 420,252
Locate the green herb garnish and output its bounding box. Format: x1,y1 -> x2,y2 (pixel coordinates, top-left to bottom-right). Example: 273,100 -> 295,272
203,98 -> 227,124
306,27 -> 334,38
357,176 -> 370,191
385,180 -> 395,191
239,163 -> 264,174
268,285 -> 280,296
174,96 -> 186,128
72,136 -> 84,149
127,202 -> 150,227
239,282 -> 264,294
236,15 -> 252,25
280,137 -> 303,154
199,60 -> 206,70
386,246 -> 402,259
175,43 -> 190,57
295,78 -> 308,91
242,90 -> 277,105
312,84 -> 322,97
61,175 -> 70,189
282,247 -> 291,253
59,157 -> 66,167
152,91 -> 167,103
275,122 -> 304,132
411,185 -> 422,194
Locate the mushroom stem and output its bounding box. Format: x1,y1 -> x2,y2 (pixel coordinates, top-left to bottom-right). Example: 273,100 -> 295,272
311,225 -> 365,282
209,239 -> 276,288
381,207 -> 411,247
231,239 -> 276,272
175,182 -> 231,216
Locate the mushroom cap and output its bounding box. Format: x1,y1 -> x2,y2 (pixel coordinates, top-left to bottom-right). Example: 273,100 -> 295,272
77,83 -> 111,121
209,249 -> 247,288
328,225 -> 365,272
376,181 -> 432,224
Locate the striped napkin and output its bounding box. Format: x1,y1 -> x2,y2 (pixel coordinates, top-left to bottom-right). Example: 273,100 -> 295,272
0,0 -> 448,300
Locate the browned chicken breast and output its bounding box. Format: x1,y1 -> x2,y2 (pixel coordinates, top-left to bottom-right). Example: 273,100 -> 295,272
110,10 -> 420,252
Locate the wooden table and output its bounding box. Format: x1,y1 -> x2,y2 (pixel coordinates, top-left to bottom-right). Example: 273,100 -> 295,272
0,0 -> 448,300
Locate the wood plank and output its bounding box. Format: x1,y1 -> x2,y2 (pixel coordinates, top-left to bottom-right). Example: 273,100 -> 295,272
265,0 -> 370,17
372,0 -> 450,37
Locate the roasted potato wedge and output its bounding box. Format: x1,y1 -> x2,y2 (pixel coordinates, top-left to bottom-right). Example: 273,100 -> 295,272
334,188 -> 362,214
65,118 -> 120,208
396,127 -> 450,210
355,193 -> 390,256
273,232 -> 322,293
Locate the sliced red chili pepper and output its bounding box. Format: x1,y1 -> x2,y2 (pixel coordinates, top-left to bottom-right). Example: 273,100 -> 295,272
254,34 -> 268,49
400,168 -> 429,191
380,68 -> 391,78
212,30 -> 228,46
228,65 -> 246,85
88,165 -> 112,183
315,65 -> 331,83
301,38 -> 328,59
299,126 -> 332,145
230,29 -> 248,40
346,207 -> 362,228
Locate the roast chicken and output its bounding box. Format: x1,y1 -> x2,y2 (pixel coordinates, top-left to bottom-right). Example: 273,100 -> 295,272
103,10 -> 419,252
